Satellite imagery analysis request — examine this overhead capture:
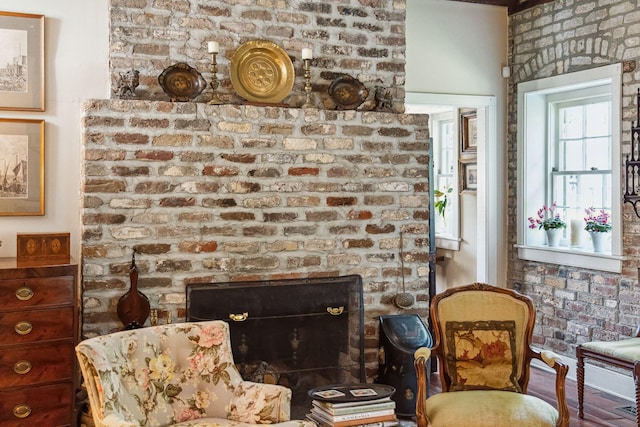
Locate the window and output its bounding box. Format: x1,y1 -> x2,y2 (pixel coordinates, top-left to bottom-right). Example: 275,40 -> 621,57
432,112 -> 456,237
516,64 -> 623,273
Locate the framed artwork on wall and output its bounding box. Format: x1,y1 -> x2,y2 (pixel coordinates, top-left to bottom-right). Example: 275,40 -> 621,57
0,119 -> 44,216
0,11 -> 45,111
460,109 -> 477,154
459,160 -> 477,193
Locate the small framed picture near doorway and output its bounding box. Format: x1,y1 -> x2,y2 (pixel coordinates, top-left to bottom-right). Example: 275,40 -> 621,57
459,160 -> 477,193
0,119 -> 45,215
460,109 -> 477,154
0,11 -> 45,111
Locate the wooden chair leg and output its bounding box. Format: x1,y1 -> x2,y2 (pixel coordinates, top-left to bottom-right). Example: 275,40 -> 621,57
576,347 -> 585,419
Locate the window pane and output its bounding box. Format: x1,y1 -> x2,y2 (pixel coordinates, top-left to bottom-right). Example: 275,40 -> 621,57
562,139 -> 584,171
552,173 -> 610,212
441,121 -> 454,174
585,102 -> 609,136
434,176 -> 453,235
584,137 -> 610,170
560,106 -> 583,139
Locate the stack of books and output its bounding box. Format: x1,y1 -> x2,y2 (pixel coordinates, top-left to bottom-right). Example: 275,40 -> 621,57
308,397 -> 398,427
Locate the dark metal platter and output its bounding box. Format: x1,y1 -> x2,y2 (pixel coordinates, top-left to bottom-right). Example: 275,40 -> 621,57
328,75 -> 369,110
158,62 -> 207,102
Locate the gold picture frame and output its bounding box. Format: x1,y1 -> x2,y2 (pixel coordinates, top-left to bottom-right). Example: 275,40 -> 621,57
0,11 -> 45,111
0,119 -> 44,215
460,109 -> 477,154
459,160 -> 477,193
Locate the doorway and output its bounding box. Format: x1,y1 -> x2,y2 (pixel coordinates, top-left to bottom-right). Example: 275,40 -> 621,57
406,92 -> 504,289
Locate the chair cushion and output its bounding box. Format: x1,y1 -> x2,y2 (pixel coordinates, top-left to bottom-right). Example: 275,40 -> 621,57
445,320 -> 520,392
426,390 -> 558,427
581,338 -> 640,362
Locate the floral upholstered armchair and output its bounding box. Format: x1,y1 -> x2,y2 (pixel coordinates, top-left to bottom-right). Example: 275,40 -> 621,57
76,320 -> 316,427
413,283 -> 570,427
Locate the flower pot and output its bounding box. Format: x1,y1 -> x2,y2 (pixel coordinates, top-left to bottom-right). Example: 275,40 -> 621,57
589,231 -> 607,252
545,228 -> 562,247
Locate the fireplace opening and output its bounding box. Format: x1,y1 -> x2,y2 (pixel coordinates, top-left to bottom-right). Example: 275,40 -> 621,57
186,275 -> 365,418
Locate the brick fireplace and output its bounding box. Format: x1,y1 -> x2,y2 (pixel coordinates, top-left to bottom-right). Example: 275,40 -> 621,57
80,0 -> 429,380
80,100 -> 430,373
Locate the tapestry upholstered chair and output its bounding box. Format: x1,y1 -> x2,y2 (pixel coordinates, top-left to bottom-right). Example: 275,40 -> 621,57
413,283 -> 570,427
576,334 -> 640,426
76,320 -> 315,427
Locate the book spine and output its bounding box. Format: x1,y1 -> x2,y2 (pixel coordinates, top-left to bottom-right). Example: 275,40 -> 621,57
313,397 -> 392,409
331,414 -> 397,427
311,408 -> 396,422
313,401 -> 396,415
308,414 -> 399,427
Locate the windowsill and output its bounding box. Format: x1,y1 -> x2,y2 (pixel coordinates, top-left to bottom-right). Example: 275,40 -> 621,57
515,244 -> 623,273
436,235 -> 461,251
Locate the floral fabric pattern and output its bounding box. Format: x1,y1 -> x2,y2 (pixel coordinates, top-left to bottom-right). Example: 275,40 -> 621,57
445,320 -> 521,392
76,321 -> 315,427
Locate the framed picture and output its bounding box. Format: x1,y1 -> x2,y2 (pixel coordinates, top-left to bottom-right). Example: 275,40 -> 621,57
459,161 -> 477,193
0,119 -> 44,215
460,109 -> 477,154
0,12 -> 45,111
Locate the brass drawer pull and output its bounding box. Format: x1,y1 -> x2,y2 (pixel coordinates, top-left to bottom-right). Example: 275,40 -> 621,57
14,360 -> 32,375
327,306 -> 344,315
229,312 -> 248,321
15,321 -> 33,335
15,286 -> 34,301
13,404 -> 31,419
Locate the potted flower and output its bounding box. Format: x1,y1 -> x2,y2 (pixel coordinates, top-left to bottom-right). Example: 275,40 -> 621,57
584,207 -> 611,252
528,202 -> 566,247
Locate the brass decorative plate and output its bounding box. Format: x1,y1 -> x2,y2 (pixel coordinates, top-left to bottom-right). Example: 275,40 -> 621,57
230,40 -> 294,104
158,62 -> 207,102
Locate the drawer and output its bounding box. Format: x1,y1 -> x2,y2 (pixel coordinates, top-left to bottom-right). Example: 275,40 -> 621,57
0,276 -> 74,310
0,342 -> 73,388
0,382 -> 72,426
0,307 -> 74,345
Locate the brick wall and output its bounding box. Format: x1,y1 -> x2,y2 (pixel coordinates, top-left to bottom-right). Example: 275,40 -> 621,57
507,0 -> 640,357
81,100 -> 430,376
110,0 -> 407,112
84,0 -> 420,377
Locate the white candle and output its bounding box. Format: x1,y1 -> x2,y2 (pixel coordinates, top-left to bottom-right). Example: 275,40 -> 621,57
570,219 -> 583,247
207,41 -> 219,54
302,48 -> 313,60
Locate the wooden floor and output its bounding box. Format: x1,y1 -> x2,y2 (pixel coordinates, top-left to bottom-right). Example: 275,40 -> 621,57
423,367 -> 637,427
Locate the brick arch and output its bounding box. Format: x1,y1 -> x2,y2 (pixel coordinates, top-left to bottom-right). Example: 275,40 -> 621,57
512,35 -> 622,84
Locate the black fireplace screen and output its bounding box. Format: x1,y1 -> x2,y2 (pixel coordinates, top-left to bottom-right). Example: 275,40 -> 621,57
186,275 -> 365,418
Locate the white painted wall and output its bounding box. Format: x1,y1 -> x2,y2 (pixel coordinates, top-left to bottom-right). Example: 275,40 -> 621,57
406,0 -> 508,289
406,0 -> 508,96
0,1 -> 110,259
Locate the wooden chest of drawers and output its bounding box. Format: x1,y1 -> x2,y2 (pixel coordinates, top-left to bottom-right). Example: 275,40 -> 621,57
0,258 -> 78,427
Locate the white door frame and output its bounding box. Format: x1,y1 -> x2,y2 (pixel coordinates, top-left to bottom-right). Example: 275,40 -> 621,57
406,92 -> 502,285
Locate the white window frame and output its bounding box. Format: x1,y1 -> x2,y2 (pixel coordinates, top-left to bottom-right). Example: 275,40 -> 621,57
430,111 -> 460,250
516,64 -> 624,273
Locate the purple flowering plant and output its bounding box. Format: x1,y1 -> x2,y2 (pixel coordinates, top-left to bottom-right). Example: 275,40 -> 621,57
528,202 -> 567,230
584,207 -> 611,233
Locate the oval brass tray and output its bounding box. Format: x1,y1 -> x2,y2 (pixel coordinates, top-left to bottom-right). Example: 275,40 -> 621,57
328,75 -> 369,110
230,40 -> 294,104
158,62 -> 207,102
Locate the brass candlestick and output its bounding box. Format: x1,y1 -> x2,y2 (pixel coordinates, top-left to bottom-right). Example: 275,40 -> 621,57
208,52 -> 222,105
301,58 -> 314,108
